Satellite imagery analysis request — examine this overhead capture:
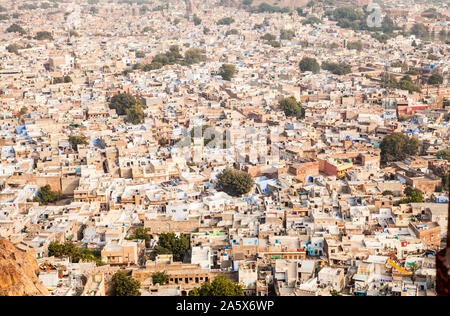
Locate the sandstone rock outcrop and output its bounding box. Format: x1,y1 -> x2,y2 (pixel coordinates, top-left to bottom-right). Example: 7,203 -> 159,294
0,239 -> 49,296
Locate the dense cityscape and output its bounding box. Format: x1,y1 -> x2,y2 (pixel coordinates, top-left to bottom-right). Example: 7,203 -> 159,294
0,0 -> 449,297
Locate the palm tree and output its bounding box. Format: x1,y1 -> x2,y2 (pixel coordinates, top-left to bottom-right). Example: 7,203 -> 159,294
409,262 -> 419,284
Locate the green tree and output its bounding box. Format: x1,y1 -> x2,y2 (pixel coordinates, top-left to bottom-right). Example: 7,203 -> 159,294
441,174 -> 449,191
193,14 -> 202,26
48,241 -> 76,258
406,69 -> 418,75
436,149 -> 450,161
330,289 -> 342,296
189,276 -> 244,296
299,57 -> 320,74
217,17 -> 234,25
6,23 -> 26,35
397,76 -> 421,93
428,74 -> 443,85
89,6 -> 99,14
399,187 -> 424,204
383,75 -> 420,93
152,272 -> 170,285
405,187 -> 423,202
153,233 -> 190,262
410,23 -> 429,39
6,44 -> 20,54
261,33 -> 276,41
32,185 -> 63,205
267,40 -> 281,48
48,241 -> 105,265
280,29 -> 295,40
321,61 -> 351,75
380,132 -> 419,164
219,64 -> 236,81
69,135 -> 88,152
226,29 -> 239,36
216,168 -> 254,197
443,98 -> 450,108
253,3 -> 289,13
302,17 -> 322,25
347,41 -> 363,51
69,30 -> 79,37
165,45 -> 183,63
126,103 -> 144,125
109,93 -> 143,116
19,106 -> 28,116
279,96 -> 305,119
126,227 -> 152,247
110,271 -> 141,296
409,262 -> 418,284
184,48 -> 203,65
382,190 -> 394,196
35,31 -> 53,40
135,51 -> 146,59
142,26 -> 154,34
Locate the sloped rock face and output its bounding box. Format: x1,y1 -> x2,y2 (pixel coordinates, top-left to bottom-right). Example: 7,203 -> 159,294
0,239 -> 48,296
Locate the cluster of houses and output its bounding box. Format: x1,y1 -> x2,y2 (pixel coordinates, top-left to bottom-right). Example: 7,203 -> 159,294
0,0 -> 448,296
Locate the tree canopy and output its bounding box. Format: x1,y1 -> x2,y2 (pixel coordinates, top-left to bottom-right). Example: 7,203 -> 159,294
6,23 -> 26,35
410,23 -> 429,39
217,17 -> 234,25
189,276 -> 244,296
110,271 -> 141,296
398,187 -> 424,204
302,17 -> 322,25
279,96 -> 305,119
299,57 -> 320,74
31,185 -> 63,205
444,98 -> 450,108
193,14 -> 202,26
280,29 -> 295,40
219,64 -> 236,81
132,46 -> 204,72
436,149 -> 450,161
153,233 -> 190,262
48,241 -> 104,266
109,93 -> 145,124
251,3 -> 290,13
35,31 -> 53,40
380,132 -> 419,164
321,61 -> 352,75
125,103 -> 144,125
216,168 -> 254,197
383,75 -> 421,93
184,48 -> 204,65
69,135 -> 88,152
126,227 -> 153,247
347,41 -> 363,51
152,272 -> 169,285
261,33 -> 276,41
428,74 -> 443,85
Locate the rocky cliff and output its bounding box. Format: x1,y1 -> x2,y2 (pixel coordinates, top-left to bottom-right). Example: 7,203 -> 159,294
0,239 -> 48,296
